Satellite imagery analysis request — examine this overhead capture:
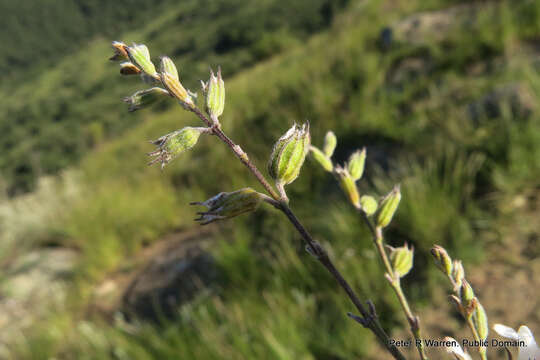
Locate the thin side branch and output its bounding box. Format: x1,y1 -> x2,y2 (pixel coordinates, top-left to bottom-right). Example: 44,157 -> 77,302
359,211 -> 429,360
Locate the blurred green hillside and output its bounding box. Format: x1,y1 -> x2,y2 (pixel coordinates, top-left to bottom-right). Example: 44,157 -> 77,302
1,0 -> 539,359
0,0 -> 347,194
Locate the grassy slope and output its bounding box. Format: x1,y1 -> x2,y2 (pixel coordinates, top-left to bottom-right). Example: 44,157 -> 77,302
0,0 -> 179,79
4,0 -> 540,358
0,0 -> 347,194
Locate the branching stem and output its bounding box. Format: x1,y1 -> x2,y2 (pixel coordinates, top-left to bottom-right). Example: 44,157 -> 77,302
447,277 -> 487,360
188,106 -> 406,360
358,211 -> 429,360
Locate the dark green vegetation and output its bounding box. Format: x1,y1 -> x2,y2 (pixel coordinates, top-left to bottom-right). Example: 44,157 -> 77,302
1,0 -> 540,358
0,0 -> 348,195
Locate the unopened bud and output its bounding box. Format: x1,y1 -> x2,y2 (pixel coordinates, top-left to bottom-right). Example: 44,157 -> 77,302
268,123 -> 310,186
204,68 -> 225,120
160,72 -> 194,109
389,243 -> 414,278
431,245 -> 453,276
110,41 -> 129,61
323,131 -> 337,157
473,302 -> 489,341
309,146 -> 333,172
376,185 -> 401,228
347,148 -> 366,182
191,188 -> 262,225
452,260 -> 465,290
119,62 -> 141,75
148,127 -> 207,169
360,195 -> 378,216
123,87 -> 169,112
336,166 -> 360,207
126,43 -> 157,77
460,280 -> 475,306
159,56 -> 179,81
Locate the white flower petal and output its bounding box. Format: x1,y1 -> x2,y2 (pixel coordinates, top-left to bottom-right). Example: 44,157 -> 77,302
517,326 -> 540,360
494,323 -> 520,341
444,337 -> 472,360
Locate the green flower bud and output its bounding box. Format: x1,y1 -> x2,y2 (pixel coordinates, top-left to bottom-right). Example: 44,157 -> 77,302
126,43 -> 157,77
191,188 -> 262,225
268,123 -> 310,186
452,260 -> 465,290
160,71 -> 194,109
119,62 -> 141,75
376,185 -> 401,228
159,56 -> 179,81
431,245 -> 453,277
460,279 -> 475,305
389,243 -> 414,278
203,68 -> 225,120
336,166 -> 360,208
123,87 -> 169,112
360,195 -> 378,216
110,41 -> 129,61
309,146 -> 333,172
148,127 -> 207,169
347,148 -> 366,182
473,302 -> 489,341
323,131 -> 337,157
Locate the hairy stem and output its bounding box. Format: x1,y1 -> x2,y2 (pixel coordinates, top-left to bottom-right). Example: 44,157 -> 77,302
189,106 -> 406,360
191,107 -> 280,200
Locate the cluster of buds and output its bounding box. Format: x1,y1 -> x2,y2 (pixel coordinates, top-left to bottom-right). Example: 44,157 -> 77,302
268,123 -> 310,199
110,41 -> 261,228
191,188 -> 263,225
109,41 -> 194,111
431,245 -> 489,349
309,132 -> 401,228
148,127 -> 209,169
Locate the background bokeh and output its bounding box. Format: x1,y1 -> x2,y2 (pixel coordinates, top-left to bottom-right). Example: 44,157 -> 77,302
0,0 -> 539,358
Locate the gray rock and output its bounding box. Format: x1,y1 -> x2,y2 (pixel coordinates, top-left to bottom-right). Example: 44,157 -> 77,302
121,246 -> 217,322
468,83 -> 536,121
390,4 -> 479,45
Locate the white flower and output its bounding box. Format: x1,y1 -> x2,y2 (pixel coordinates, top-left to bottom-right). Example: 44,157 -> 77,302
444,337 -> 472,360
493,323 -> 540,360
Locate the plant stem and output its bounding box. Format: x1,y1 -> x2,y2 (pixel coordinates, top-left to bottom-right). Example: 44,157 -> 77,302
446,277 -> 487,360
466,316 -> 487,360
189,106 -> 406,360
191,107 -> 280,201
360,212 -> 429,360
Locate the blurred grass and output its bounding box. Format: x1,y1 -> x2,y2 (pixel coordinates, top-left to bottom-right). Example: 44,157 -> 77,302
2,0 -> 540,358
